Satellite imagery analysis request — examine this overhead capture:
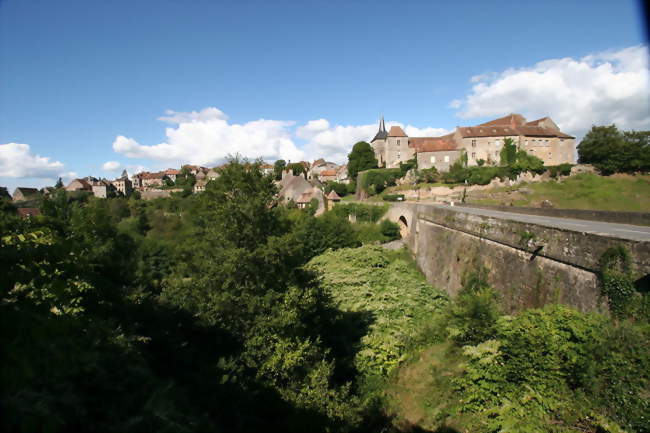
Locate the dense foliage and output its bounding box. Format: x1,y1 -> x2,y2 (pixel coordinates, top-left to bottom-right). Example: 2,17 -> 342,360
347,141 -> 378,180
578,125 -> 650,174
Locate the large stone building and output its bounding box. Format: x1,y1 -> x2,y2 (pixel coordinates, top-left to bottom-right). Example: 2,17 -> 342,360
370,117 -> 415,168
371,114 -> 575,172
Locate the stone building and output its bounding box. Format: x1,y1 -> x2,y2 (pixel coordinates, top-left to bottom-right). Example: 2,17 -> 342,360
111,170 -> 132,195
65,178 -> 93,192
12,187 -> 40,201
371,114 -> 575,171
370,117 -> 415,168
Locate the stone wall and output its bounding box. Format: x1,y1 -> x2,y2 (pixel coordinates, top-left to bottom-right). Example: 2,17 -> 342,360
385,202 -> 650,313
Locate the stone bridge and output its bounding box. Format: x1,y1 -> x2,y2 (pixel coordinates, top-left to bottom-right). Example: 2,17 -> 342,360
383,202 -> 650,313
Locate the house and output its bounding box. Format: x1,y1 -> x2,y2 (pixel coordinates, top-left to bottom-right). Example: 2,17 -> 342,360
65,178 -> 93,192
17,207 -> 41,218
278,171 -> 326,215
193,180 -> 207,193
309,159 -> 338,180
131,173 -> 144,190
141,172 -> 168,188
371,114 -> 575,171
12,187 -> 40,201
164,169 -> 181,182
319,169 -> 338,182
260,163 -> 274,176
326,189 -> 341,210
296,188 -> 325,214
92,184 -> 108,198
111,170 -> 132,195
206,169 -> 220,180
336,165 -> 349,184
196,171 -> 207,181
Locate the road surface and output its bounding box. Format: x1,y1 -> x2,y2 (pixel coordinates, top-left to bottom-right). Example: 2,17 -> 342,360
424,203 -> 650,242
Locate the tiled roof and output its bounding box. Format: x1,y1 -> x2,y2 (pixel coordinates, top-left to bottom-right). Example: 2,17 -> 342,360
297,191 -> 313,203
410,134 -> 458,152
15,187 -> 39,195
141,172 -> 165,179
320,170 -> 337,176
388,126 -> 407,137
479,113 -> 526,127
326,190 -> 341,200
165,169 -> 181,175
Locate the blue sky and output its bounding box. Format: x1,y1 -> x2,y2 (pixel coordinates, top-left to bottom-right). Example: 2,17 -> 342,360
1,0 -> 648,190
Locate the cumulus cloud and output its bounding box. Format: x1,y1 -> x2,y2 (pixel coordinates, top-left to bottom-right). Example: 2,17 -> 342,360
454,45 -> 650,136
113,107 -> 304,166
0,142 -> 66,178
102,160 -> 121,171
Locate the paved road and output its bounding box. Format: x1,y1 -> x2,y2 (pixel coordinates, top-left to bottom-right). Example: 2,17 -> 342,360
424,203 -> 650,242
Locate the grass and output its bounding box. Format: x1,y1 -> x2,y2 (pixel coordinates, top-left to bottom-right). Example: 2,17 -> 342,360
386,342 -> 469,432
469,173 -> 650,212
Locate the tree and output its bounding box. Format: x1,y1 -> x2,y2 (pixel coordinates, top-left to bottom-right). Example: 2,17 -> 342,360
499,137 -> 517,166
273,159 -> 286,180
55,177 -> 64,188
286,162 -> 306,177
578,125 -> 650,174
347,141 -> 377,180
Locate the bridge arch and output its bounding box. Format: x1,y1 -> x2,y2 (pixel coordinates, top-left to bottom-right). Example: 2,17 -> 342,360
398,215 -> 410,238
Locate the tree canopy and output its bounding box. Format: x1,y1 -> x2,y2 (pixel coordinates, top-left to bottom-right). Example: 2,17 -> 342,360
578,125 -> 650,174
347,141 -> 377,180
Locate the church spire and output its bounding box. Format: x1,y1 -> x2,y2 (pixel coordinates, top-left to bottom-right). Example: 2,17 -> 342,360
372,115 -> 388,142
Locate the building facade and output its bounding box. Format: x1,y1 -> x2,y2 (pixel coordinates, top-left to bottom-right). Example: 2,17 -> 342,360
370,114 -> 575,171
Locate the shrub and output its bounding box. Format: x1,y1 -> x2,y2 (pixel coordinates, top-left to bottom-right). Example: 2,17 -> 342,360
382,194 -> 405,202
332,203 -> 388,223
359,169 -> 401,195
415,167 -> 439,184
324,181 -> 348,197
379,219 -> 400,240
547,163 -> 573,178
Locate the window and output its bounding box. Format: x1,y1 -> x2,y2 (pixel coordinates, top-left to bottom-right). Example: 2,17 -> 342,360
430,156 -> 436,163
471,139 -> 476,147
495,151 -> 499,157
444,155 -> 449,162
472,152 -> 476,159
397,139 -> 401,146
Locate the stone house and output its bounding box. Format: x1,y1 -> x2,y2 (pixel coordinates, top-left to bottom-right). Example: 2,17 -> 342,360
206,169 -> 220,180
309,159 -> 338,180
278,171 -> 325,215
326,189 -> 341,210
318,169 -> 338,182
12,187 -> 40,201
336,165 -> 349,183
141,172 -> 168,188
66,178 -> 93,192
111,170 -> 132,195
371,114 -> 575,171
164,169 -> 181,182
193,180 -> 207,193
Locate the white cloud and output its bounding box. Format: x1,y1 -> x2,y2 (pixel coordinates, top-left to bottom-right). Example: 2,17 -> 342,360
300,120 -> 450,163
102,160 -> 121,171
0,142 -> 66,178
113,107 -> 304,166
454,45 -> 650,136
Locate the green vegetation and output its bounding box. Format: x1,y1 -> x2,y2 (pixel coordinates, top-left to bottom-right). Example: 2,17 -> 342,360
347,141 -> 378,180
578,125 -> 650,174
382,194 -> 405,202
3,158 -> 649,432
470,173 -> 650,212
358,168 -> 401,195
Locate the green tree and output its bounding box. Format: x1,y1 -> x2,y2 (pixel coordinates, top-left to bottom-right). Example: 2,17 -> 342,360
286,162 -> 306,177
499,137 -> 518,166
347,141 -> 378,180
273,159 -> 286,180
578,125 -> 650,174
55,177 -> 64,188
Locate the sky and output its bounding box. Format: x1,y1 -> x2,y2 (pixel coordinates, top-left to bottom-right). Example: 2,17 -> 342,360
1,0 -> 649,190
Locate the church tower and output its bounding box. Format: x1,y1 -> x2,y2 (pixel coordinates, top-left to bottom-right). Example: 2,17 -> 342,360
371,116 -> 388,167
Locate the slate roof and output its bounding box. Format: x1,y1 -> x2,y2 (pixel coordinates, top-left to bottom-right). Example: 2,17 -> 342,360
372,117 -> 388,142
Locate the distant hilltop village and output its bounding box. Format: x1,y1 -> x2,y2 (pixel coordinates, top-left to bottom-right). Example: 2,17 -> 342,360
371,113 -> 575,172
5,112 -> 576,215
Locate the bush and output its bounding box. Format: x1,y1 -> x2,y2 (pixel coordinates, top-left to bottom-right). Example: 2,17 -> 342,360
359,169 -> 401,195
379,219 -> 400,240
415,167 -> 439,184
324,181 -> 349,197
332,203 -> 388,223
547,163 -> 573,178
382,194 -> 405,202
